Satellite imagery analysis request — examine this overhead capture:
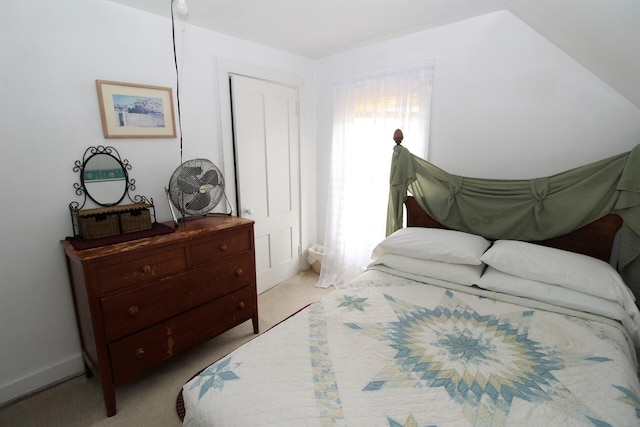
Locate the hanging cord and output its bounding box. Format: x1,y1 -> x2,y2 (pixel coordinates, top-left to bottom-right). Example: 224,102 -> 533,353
169,2 -> 231,217
171,0 -> 184,165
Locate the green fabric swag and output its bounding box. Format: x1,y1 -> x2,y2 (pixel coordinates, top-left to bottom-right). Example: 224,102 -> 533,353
387,143 -> 640,298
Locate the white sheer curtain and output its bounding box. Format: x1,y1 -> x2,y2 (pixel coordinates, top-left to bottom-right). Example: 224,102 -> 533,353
316,63 -> 434,288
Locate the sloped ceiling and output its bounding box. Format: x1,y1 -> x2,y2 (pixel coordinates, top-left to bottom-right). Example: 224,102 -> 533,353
110,0 -> 639,108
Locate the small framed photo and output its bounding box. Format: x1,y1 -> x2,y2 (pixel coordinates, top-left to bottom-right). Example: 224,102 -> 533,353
96,80 -> 176,138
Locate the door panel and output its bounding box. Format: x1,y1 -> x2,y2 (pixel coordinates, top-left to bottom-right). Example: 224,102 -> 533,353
230,74 -> 300,293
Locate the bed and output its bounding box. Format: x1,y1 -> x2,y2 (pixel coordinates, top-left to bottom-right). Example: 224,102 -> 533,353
178,140 -> 640,426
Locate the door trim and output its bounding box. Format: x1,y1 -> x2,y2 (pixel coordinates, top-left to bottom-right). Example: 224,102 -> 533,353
217,60 -> 303,216
217,60 -> 305,287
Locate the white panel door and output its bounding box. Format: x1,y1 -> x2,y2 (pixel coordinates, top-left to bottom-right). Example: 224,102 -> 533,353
230,74 -> 301,294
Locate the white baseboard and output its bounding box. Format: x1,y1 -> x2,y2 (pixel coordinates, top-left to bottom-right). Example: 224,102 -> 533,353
0,354 -> 84,406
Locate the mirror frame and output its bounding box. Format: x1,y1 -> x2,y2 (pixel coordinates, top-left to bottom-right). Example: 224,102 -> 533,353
80,150 -> 128,206
69,146 -> 152,212
68,146 -> 156,239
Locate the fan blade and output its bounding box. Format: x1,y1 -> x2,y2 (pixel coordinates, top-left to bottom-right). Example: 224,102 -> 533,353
185,191 -> 211,212
200,169 -> 220,186
176,166 -> 202,194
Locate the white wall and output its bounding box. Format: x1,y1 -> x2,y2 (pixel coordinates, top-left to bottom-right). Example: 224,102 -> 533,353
0,0 -> 316,404
314,11 -> 640,242
2,3 -> 639,406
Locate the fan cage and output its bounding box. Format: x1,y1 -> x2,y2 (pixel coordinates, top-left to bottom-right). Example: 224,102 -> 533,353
168,159 -> 226,217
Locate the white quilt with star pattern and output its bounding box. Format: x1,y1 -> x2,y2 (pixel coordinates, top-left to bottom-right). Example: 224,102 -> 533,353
181,270 -> 640,426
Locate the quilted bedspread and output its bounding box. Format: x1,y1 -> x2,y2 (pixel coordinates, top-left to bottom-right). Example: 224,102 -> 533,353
180,270 -> 640,426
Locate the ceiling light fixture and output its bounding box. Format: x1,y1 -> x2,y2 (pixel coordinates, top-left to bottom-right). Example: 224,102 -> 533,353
172,0 -> 189,19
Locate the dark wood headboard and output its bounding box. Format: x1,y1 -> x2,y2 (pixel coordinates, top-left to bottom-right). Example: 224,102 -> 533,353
404,196 -> 622,262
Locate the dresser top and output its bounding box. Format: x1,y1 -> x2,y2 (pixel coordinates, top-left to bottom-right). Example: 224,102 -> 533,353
62,215 -> 254,261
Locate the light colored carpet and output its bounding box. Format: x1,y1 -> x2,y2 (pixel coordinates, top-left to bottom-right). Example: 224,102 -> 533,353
0,270 -> 332,427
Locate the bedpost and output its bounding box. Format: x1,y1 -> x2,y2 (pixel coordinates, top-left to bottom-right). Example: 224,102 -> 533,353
393,129 -> 403,145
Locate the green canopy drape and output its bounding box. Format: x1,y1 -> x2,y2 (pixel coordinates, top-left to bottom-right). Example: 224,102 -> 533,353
387,143 -> 640,298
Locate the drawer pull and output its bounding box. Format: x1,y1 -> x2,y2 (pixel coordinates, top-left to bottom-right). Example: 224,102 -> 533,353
238,301 -> 246,310
142,265 -> 152,274
235,268 -> 244,276
134,347 -> 145,359
219,243 -> 228,252
128,306 -> 140,318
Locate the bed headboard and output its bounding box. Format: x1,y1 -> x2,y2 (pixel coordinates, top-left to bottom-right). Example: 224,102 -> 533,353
404,196 -> 623,262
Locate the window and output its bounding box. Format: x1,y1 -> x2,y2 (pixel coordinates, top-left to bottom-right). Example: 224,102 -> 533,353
317,63 -> 434,288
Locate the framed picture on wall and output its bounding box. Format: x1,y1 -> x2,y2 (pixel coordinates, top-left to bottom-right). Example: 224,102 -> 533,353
96,80 -> 176,138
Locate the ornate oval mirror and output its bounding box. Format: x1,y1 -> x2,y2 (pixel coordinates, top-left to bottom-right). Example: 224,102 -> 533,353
69,146 -> 156,240
81,152 -> 127,206
70,146 -> 136,210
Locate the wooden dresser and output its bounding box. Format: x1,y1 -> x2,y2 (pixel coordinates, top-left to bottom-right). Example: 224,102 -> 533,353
61,216 -> 258,417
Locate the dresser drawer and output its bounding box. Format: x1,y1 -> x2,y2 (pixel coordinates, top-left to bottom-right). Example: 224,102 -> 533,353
101,252 -> 256,341
109,285 -> 257,386
96,248 -> 186,294
187,228 -> 252,267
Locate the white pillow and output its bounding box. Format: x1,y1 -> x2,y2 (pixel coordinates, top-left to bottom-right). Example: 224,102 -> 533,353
476,267 -> 621,320
368,253 -> 484,286
475,267 -> 640,347
480,240 -> 636,309
372,227 -> 490,265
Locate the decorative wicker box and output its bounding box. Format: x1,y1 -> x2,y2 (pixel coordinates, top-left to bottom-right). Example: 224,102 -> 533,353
73,203 -> 152,239
120,205 -> 152,234
75,210 -> 120,239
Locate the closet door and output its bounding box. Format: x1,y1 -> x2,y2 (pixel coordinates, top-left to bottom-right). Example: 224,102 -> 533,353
230,74 -> 301,293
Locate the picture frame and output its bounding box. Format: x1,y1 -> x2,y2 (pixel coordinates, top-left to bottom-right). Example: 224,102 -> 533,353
96,80 -> 176,138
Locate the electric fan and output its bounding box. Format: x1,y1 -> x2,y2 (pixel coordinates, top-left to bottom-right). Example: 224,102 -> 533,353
167,159 -> 225,217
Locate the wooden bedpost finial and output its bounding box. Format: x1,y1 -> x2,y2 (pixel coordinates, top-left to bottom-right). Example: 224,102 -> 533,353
393,129 -> 404,145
